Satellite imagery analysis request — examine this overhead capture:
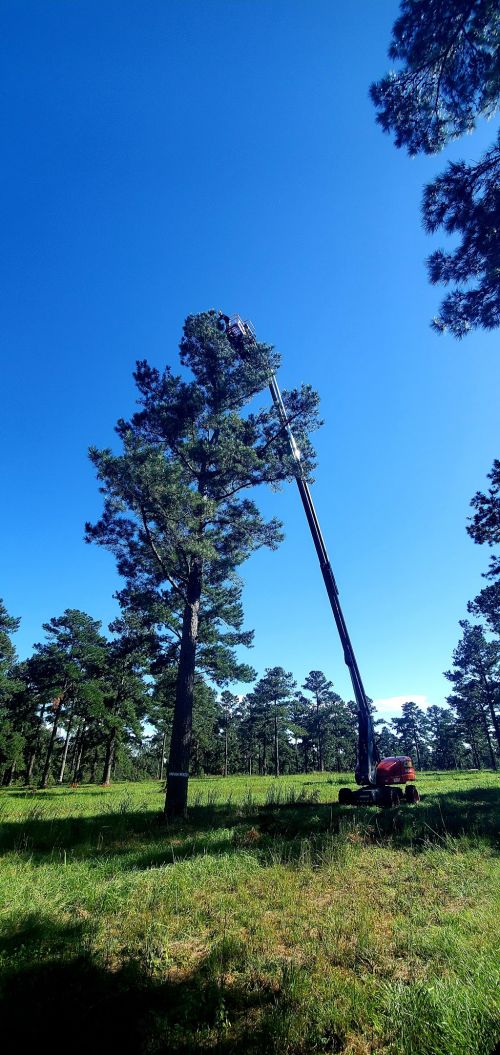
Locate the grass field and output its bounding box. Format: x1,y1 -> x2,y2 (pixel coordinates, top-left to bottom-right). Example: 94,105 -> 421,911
0,770 -> 498,1054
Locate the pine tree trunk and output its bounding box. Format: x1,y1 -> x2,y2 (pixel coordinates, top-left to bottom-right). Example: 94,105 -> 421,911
193,738 -> 199,775
224,724 -> 228,777
40,696 -> 63,788
159,730 -> 167,782
58,717 -> 73,784
25,700 -> 46,785
478,704 -> 497,769
73,728 -> 86,783
469,730 -> 480,768
26,748 -> 36,784
165,560 -> 202,819
90,746 -> 98,784
411,722 -> 422,768
102,731 -> 116,786
70,726 -> 81,772
274,713 -> 279,778
481,676 -> 500,757
316,700 -> 323,772
3,761 -> 16,786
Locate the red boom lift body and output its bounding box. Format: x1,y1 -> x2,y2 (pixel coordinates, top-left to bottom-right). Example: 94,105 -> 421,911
215,311 -> 419,808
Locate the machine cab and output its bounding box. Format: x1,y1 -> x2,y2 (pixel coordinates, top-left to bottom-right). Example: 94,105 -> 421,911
376,756 -> 416,785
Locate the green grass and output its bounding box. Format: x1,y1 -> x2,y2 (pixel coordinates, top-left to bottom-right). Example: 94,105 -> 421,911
0,771 -> 499,1054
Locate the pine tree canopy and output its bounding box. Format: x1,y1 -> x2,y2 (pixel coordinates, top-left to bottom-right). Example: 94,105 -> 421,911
467,459 -> 500,633
86,312 -> 321,686
370,0 -> 500,337
0,599 -> 20,703
468,458 -> 500,548
370,0 -> 499,155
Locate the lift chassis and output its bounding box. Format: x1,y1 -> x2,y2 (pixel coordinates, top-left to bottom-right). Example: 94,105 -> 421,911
216,311 -> 419,808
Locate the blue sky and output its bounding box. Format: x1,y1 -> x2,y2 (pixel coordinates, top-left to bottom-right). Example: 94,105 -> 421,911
1,0 -> 498,721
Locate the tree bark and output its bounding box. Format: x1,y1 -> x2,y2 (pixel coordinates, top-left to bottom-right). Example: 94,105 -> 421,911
159,730 -> 167,782
481,674 -> 500,757
40,696 -> 64,788
224,721 -> 228,777
478,702 -> 497,769
25,700 -> 46,785
58,716 -> 73,784
102,730 -> 116,786
411,721 -> 422,768
26,748 -> 37,784
73,727 -> 86,783
89,746 -> 99,784
468,729 -> 480,768
3,761 -> 15,786
165,560 -> 202,819
70,726 -> 81,772
274,712 -> 279,778
316,699 -> 324,772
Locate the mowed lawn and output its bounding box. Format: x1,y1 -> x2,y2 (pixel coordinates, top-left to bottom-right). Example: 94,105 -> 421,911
0,771 -> 498,1055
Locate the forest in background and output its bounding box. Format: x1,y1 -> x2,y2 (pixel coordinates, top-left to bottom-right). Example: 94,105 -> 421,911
1,451 -> 498,789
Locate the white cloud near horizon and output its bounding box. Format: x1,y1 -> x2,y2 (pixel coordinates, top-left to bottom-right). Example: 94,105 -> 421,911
373,694 -> 429,718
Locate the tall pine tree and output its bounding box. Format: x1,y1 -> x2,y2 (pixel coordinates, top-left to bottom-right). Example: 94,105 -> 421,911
86,311 -> 320,815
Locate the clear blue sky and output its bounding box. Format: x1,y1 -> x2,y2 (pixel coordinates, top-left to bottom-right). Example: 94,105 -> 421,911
1,0 -> 498,721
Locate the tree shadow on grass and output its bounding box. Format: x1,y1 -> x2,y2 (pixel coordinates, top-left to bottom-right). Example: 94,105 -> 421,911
0,918 -> 302,1055
0,785 -> 498,870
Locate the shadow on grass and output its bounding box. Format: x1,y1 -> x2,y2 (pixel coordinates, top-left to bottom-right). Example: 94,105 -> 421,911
0,786 -> 498,867
0,918 -> 303,1055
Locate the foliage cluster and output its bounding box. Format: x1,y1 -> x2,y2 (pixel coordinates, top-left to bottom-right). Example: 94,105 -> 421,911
371,0 -> 500,337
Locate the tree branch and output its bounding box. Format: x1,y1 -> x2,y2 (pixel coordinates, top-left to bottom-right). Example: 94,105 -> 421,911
140,507 -> 187,603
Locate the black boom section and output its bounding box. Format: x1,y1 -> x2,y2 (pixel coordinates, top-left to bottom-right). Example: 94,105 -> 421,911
267,373 -> 379,786
217,311 -> 379,787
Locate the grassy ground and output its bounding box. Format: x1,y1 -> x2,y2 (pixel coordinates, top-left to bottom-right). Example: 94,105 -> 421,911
0,770 -> 498,1054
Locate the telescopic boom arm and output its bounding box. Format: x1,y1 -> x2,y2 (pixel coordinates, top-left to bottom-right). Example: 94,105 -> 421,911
215,310 -> 380,787
267,372 -> 379,786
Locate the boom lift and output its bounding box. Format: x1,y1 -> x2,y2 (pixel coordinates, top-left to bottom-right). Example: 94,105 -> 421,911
215,311 -> 419,807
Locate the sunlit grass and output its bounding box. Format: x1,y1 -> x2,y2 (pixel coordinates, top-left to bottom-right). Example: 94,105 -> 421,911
0,771 -> 498,1053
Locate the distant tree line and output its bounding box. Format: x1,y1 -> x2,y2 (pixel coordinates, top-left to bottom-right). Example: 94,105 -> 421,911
0,598 -> 498,787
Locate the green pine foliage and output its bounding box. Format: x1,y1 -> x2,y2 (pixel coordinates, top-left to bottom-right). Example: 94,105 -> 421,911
445,620 -> 500,768
370,0 -> 500,336
467,459 -> 500,634
0,599 -> 23,784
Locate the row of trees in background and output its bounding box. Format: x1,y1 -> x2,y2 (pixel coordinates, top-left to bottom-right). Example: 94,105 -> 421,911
1,598 -> 498,788
1,424 -> 499,790
1,445 -> 497,784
